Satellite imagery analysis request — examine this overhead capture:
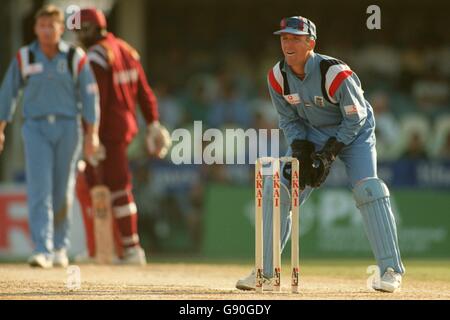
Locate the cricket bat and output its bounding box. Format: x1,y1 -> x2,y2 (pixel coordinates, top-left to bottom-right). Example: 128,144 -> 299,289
90,185 -> 115,264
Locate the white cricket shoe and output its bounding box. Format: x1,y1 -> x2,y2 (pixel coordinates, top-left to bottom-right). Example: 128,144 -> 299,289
117,246 -> 147,266
53,249 -> 69,268
236,270 -> 274,291
28,253 -> 53,269
373,267 -> 402,293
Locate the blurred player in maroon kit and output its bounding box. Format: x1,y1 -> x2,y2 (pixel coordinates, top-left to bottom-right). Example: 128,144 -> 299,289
74,8 -> 171,264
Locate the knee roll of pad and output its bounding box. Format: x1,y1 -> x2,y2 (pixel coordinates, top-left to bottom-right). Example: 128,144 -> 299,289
353,177 -> 390,207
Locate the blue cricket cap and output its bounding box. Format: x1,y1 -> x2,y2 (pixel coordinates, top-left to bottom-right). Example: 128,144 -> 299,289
273,16 -> 317,40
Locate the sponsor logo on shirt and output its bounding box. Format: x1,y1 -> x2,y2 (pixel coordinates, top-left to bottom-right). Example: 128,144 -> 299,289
24,63 -> 44,76
344,104 -> 360,115
113,68 -> 138,85
86,83 -> 99,94
283,93 -> 301,105
314,96 -> 325,107
57,60 -> 68,74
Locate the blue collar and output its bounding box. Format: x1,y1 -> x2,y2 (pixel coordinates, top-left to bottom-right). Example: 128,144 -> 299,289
58,41 -> 70,53
282,51 -> 317,78
304,51 -> 316,75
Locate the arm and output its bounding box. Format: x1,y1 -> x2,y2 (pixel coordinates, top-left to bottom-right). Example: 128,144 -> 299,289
311,75 -> 368,186
0,56 -> 24,154
268,75 -> 322,188
333,75 -> 368,145
90,62 -> 110,114
0,56 -> 23,123
135,61 -> 172,158
85,59 -> 111,167
136,61 -> 159,125
0,121 -> 6,154
267,77 -> 307,145
78,56 -> 100,126
77,55 -> 100,162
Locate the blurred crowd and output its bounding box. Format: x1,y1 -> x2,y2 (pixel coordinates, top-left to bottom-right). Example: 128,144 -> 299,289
138,41 -> 450,162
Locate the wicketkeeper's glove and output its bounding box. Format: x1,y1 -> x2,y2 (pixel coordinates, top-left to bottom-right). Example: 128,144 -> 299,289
86,143 -> 106,167
146,121 -> 172,159
283,139 -> 317,190
311,137 -> 345,187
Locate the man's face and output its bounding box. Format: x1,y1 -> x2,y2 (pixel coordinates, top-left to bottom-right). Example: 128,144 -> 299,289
75,22 -> 98,49
34,16 -> 64,47
280,33 -> 314,66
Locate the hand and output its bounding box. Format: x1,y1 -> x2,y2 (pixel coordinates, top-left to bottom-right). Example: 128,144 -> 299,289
84,133 -> 103,166
0,131 -> 5,155
0,122 -> 6,155
146,121 -> 172,159
282,139 -> 316,189
86,143 -> 106,167
311,137 -> 345,187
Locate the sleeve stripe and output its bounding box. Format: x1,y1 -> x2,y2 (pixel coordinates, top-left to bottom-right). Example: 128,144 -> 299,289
324,64 -> 350,92
77,54 -> 87,75
69,47 -> 86,80
91,45 -> 107,57
16,52 -> 22,72
87,52 -> 109,69
268,69 -> 282,95
328,70 -> 353,98
18,47 -> 30,80
268,62 -> 284,95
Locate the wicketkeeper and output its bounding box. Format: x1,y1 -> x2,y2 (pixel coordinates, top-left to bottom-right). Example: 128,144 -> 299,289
237,16 -> 405,292
74,8 -> 171,265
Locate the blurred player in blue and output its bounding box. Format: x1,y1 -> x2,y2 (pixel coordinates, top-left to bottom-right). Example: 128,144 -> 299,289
0,5 -> 100,268
237,16 -> 404,292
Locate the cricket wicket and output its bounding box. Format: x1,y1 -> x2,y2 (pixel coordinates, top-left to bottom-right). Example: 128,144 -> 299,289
255,157 -> 300,293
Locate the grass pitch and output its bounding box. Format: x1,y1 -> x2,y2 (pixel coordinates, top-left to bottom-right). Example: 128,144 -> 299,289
0,259 -> 449,300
